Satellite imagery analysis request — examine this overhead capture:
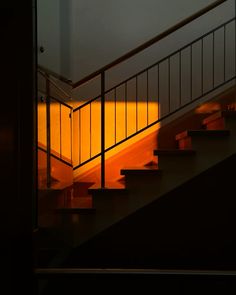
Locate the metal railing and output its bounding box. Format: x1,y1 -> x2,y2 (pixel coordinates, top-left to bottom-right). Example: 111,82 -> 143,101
37,70 -> 73,188
72,0 -> 236,188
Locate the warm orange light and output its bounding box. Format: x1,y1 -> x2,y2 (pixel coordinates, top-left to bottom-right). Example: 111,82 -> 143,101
195,102 -> 220,114
38,101 -> 160,183
73,101 -> 159,177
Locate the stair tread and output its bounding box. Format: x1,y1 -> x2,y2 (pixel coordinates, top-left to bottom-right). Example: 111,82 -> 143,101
202,110 -> 236,125
88,182 -> 127,193
39,181 -> 72,191
175,129 -> 230,140
154,149 -> 196,156
121,166 -> 161,175
55,207 -> 96,214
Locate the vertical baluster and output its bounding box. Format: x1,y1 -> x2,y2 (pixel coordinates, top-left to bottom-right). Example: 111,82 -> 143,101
60,103 -> 62,159
136,76 -> 138,132
147,70 -> 149,126
46,74 -> 51,188
114,88 -> 117,144
213,31 -> 215,88
70,109 -> 72,164
179,51 -> 182,106
201,38 -> 204,95
90,102 -> 92,159
125,82 -> 127,138
79,108 -> 81,165
168,58 -> 171,112
101,71 -> 105,188
223,24 -> 226,82
157,64 -> 160,119
190,45 -> 193,101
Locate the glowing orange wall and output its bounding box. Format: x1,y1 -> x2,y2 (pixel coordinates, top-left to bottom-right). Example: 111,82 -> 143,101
73,101 -> 159,177
37,102 -> 72,161
38,100 -> 159,183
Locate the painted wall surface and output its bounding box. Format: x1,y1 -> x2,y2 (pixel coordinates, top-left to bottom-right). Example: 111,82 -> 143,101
71,0 -> 217,81
37,0 -> 234,84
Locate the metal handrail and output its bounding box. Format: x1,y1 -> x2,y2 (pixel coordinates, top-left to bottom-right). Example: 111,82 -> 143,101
38,64 -> 73,85
71,0 -> 230,188
73,14 -> 236,173
73,16 -> 235,114
39,0 -> 232,189
38,69 -> 72,101
72,0 -> 228,89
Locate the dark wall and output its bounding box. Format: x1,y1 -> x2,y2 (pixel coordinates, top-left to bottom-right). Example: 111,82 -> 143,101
0,1 -> 36,294
63,153 -> 236,270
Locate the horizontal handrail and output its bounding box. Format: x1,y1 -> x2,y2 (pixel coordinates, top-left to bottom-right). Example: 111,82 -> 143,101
72,0 -> 228,89
38,69 -> 72,101
38,65 -> 73,85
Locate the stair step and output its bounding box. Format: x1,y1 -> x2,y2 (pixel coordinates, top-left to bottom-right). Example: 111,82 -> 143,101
88,182 -> 127,194
175,129 -> 230,141
55,207 -> 96,214
154,149 -> 196,156
120,167 -> 161,176
39,182 -> 72,191
202,110 -> 236,126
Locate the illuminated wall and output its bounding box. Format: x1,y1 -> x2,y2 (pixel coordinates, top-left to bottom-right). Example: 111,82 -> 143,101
38,100 -> 159,182
38,101 -> 72,162
37,101 -> 73,187
72,101 -> 159,176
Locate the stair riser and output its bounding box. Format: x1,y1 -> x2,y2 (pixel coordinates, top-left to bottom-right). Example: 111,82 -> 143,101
205,117 -> 225,130
177,133 -> 232,151
157,156 -> 196,172
204,116 -> 236,132
178,137 -> 192,149
124,174 -> 161,193
92,193 -> 129,214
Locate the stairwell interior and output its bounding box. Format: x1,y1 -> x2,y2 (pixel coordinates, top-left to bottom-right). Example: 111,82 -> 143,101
35,0 -> 236,273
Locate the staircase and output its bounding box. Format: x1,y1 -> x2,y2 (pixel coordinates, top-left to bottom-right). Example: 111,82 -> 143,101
48,101 -> 235,247
35,0 -> 236,278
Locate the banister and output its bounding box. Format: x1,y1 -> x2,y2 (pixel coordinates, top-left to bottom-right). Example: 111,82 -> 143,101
72,0 -> 227,89
38,65 -> 73,85
72,12 -> 236,173
38,69 -> 72,101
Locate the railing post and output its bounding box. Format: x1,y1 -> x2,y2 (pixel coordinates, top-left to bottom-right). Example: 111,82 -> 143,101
101,71 -> 105,188
46,74 -> 51,188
